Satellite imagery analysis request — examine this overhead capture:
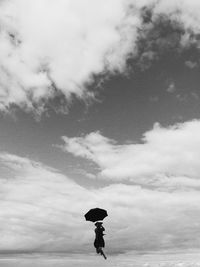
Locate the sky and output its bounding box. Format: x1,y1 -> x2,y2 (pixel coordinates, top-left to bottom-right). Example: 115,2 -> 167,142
1,0 -> 200,258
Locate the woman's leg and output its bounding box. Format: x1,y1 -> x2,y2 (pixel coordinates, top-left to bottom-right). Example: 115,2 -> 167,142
98,247 -> 107,259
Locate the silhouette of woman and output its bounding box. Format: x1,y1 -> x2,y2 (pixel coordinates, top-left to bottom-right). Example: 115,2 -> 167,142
94,222 -> 107,259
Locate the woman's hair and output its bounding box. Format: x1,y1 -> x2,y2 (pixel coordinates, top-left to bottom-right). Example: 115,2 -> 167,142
95,222 -> 103,227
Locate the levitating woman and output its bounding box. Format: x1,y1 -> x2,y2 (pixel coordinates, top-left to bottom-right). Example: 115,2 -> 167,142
94,222 -> 107,259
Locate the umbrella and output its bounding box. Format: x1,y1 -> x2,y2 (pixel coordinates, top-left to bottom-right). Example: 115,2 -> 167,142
84,208 -> 108,222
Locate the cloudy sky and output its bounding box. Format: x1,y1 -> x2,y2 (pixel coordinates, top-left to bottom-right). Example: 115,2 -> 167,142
1,0 -> 200,257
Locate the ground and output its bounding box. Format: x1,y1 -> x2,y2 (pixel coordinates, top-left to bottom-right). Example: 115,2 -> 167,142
1,252 -> 200,267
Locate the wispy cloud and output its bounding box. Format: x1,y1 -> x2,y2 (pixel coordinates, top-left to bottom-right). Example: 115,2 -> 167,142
167,83 -> 176,93
185,60 -> 198,69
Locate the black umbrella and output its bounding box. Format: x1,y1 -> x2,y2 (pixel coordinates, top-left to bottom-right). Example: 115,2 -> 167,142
84,208 -> 108,222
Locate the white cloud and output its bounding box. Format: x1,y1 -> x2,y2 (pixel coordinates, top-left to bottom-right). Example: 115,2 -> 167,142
0,0 -> 200,113
0,0 -> 141,113
0,153 -> 94,252
1,151 -> 200,254
61,120 -> 200,188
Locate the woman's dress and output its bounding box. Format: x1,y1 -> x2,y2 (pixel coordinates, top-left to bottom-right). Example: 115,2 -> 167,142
94,227 -> 105,248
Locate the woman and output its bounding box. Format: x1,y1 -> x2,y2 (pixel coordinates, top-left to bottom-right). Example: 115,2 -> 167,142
94,222 -> 107,259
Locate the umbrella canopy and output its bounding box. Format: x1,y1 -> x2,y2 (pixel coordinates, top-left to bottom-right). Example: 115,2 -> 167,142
84,208 -> 108,222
